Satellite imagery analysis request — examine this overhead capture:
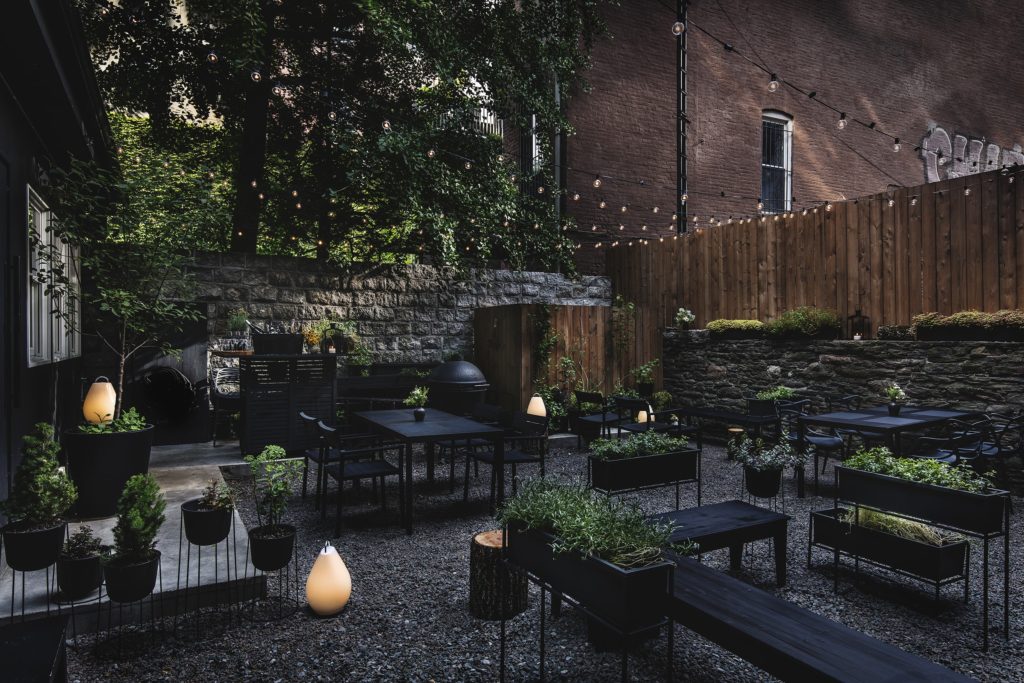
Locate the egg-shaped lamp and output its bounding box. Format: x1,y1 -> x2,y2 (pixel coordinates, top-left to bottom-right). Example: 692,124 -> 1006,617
83,376 -> 116,425
306,542 -> 352,616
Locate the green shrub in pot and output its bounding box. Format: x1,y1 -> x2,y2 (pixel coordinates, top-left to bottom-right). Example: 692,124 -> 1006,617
57,526 -> 105,600
103,474 -> 166,603
245,445 -> 302,571
845,447 -> 990,492
590,432 -> 689,461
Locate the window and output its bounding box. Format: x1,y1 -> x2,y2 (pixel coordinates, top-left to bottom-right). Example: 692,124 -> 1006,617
761,111 -> 793,213
27,187 -> 79,367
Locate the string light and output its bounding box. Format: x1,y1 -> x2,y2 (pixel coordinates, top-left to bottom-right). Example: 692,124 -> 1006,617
382,120 -> 392,132
427,149 -> 436,158
497,154 -> 505,163
593,176 -> 602,188
537,186 -> 545,194
681,193 -> 688,202
652,206 -> 660,213
599,200 -> 607,209
837,113 -> 848,130
888,198 -> 895,207
207,51 -> 219,64
671,21 -> 685,35
272,83 -> 284,97
464,161 -> 472,170
768,74 -> 780,92
327,111 -> 337,121
250,180 -> 258,188
572,192 -> 580,201
250,70 -> 261,82
911,196 -> 918,206
826,202 -> 833,212
620,205 -> 628,213
964,187 -> 972,196
291,190 -> 299,198
893,138 -> 901,152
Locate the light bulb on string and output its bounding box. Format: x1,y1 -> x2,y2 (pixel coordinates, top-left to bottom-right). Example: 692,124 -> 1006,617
291,190 -> 299,198
826,202 -> 833,212
537,186 -> 545,194
591,225 -> 598,231
592,176 -> 602,188
837,113 -> 848,130
382,120 -> 392,132
619,224 -> 625,231
599,200 -> 607,209
893,138 -> 901,152
768,74 -> 780,92
327,111 -> 337,121
250,70 -> 262,82
671,213 -> 678,221
671,21 -> 685,35
681,193 -> 688,202
888,198 -> 895,207
207,51 -> 219,64
250,180 -> 258,188
510,174 -> 517,182
572,192 -> 580,201
272,83 -> 284,97
911,196 -> 918,206
464,161 -> 472,170
427,149 -> 436,158
620,205 -> 628,213
964,187 -> 971,196
295,202 -> 302,209
757,200 -> 764,211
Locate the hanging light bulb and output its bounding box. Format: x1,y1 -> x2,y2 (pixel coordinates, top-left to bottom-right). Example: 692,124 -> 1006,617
272,83 -> 284,97
572,192 -> 580,201
599,200 -> 607,209
671,213 -> 678,221
591,225 -> 598,231
250,180 -> 258,188
757,199 -> 764,211
510,174 -> 517,182
593,176 -> 602,188
888,198 -> 895,207
206,51 -> 219,64
641,225 -> 648,231
497,154 -> 505,163
537,185 -> 545,194
382,120 -> 392,132
258,193 -> 265,200
620,205 -> 628,213
464,161 -> 472,170
964,187 -> 972,196
768,74 -> 780,92
911,196 -> 918,206
671,21 -> 685,35
295,202 -> 302,209
291,190 -> 299,198
327,111 -> 337,121
893,138 -> 901,152
826,202 -> 833,212
837,113 -> 848,130
652,206 -> 660,213
681,193 -> 688,202
250,70 -> 262,82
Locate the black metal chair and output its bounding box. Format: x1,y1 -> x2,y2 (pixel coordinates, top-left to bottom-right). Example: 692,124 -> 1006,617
316,420 -> 404,536
437,403 -> 509,493
573,390 -> 619,448
611,397 -> 650,440
463,411 -> 548,512
210,367 -> 241,447
907,419 -> 987,465
985,411 -> 1023,490
654,409 -> 704,453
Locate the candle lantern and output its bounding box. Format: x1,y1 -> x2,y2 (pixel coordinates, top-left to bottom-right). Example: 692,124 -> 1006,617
526,395 -> 546,417
82,376 -> 116,424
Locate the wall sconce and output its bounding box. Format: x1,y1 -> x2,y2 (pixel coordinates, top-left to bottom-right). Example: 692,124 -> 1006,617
306,542 -> 352,616
83,376 -> 116,424
527,395 -> 546,417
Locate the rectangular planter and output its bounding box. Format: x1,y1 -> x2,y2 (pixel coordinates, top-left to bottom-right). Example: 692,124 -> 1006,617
505,524 -> 672,634
589,449 -> 698,493
835,466 -> 1008,535
812,508 -> 968,582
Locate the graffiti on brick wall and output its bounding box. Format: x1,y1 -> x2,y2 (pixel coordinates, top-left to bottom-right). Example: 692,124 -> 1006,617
920,126 -> 1024,182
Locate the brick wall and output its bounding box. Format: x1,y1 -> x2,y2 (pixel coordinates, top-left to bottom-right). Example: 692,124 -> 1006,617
568,0 -> 1024,273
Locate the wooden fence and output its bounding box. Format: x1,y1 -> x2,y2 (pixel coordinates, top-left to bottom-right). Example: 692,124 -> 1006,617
606,168 -> 1024,337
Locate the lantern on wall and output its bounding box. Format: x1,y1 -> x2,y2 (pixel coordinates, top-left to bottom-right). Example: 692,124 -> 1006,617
305,542 -> 352,616
82,376 -> 116,424
526,395 -> 546,418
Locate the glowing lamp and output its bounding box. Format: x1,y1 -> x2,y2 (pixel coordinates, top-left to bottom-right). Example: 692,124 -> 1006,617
83,376 -> 116,425
305,542 -> 352,616
527,395 -> 546,418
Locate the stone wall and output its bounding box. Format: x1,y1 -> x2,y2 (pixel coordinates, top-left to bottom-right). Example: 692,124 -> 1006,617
190,252 -> 612,364
663,330 -> 1024,415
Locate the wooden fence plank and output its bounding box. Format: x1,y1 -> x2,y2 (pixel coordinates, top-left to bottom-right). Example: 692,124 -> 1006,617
981,173 -> 1000,309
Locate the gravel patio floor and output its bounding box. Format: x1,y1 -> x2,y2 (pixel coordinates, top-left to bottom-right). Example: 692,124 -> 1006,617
68,441 -> 1024,682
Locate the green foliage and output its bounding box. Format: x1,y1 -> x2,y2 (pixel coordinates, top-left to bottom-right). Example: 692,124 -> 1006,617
530,305 -> 559,378
198,479 -> 234,511
112,474 -> 166,562
706,319 -> 766,336
837,507 -> 962,547
245,445 -> 303,530
611,295 -> 637,350
62,526 -> 104,559
882,382 -> 907,401
227,308 -> 249,332
674,307 -> 695,327
590,432 -> 689,461
611,383 -> 640,399
912,310 -> 1024,335
77,407 -> 148,434
631,359 -> 659,384
877,325 -> 913,340
403,386 -> 430,408
734,436 -> 803,472
845,447 -> 991,493
534,385 -> 567,419
651,390 -> 673,411
498,480 -> 693,569
765,307 -> 841,338
755,386 -> 796,401
1,424 -> 77,527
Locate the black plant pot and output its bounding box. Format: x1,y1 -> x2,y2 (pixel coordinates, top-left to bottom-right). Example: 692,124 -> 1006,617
746,398 -> 777,416
637,382 -> 654,398
249,525 -> 296,572
181,499 -> 233,546
744,466 -> 782,498
589,450 -> 699,494
413,408 -> 426,422
57,553 -> 104,600
2,521 -> 66,571
887,402 -> 901,417
103,551 -> 160,603
64,426 -> 154,519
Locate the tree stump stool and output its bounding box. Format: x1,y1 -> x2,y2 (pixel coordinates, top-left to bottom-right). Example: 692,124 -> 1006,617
469,530 -> 527,620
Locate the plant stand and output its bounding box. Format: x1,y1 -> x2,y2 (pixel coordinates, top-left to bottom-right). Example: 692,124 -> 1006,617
589,449 -> 702,509
240,536 -> 299,622
174,509 -> 240,640
92,563 -> 166,661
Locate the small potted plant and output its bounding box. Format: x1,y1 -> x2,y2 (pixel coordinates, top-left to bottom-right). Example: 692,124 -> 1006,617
1,423 -> 78,571
589,432 -> 697,496
245,445 -> 302,572
227,308 -> 249,338
404,386 -> 429,422
748,385 -> 796,416
734,436 -> 802,498
651,390 -> 674,412
57,526 -> 105,601
883,382 -> 907,416
181,479 -> 234,546
103,474 -> 166,603
632,359 -> 659,398
674,307 -> 695,329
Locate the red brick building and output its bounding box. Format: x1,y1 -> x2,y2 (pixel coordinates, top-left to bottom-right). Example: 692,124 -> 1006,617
566,0 -> 1024,273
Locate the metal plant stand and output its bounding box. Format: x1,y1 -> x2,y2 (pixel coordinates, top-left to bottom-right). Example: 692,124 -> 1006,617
92,564 -> 166,661
175,510 -> 240,639
240,541 -> 300,622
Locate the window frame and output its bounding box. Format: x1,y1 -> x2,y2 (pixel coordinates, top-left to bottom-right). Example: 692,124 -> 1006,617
760,110 -> 794,213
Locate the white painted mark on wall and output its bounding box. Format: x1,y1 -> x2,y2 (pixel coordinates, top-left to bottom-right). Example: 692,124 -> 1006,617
920,126 -> 1024,182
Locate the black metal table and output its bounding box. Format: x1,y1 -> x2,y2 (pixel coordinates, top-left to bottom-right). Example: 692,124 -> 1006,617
672,405 -> 780,437
355,408 -> 504,534
651,500 -> 790,586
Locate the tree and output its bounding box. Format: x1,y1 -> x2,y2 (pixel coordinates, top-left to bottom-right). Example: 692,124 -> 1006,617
75,0 -> 609,270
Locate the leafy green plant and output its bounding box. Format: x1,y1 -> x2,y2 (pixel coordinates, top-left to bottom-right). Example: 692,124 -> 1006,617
77,407 -> 148,434
734,436 -> 803,471
651,390 -> 673,411
877,325 -> 913,340
498,480 -> 693,568
911,309 -> 1024,335
534,385 -> 567,419
530,304 -> 559,379
882,382 -> 907,401
837,508 -> 962,546
631,359 -> 659,385
398,367 -> 431,378
403,386 -> 430,408
765,307 -> 841,338
706,319 -> 766,336
845,447 -> 990,493
227,308 -> 249,333
1,423 -> 77,528
611,295 -> 637,350
755,386 -> 796,401
674,307 -> 695,327
611,383 -> 640,399
111,474 -> 166,563
245,445 -> 303,530
590,432 -> 689,461
197,479 -> 234,511
62,526 -> 104,559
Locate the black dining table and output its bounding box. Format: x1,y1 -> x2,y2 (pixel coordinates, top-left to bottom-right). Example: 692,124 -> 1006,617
355,408 -> 505,534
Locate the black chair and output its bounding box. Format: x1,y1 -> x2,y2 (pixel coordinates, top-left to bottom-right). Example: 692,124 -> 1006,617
620,404 -> 673,435
463,411 -> 548,513
316,420 -> 404,536
210,367 -> 241,447
612,397 -> 650,440
907,419 -> 986,465
985,411 -> 1023,489
437,403 -> 509,493
574,390 -> 617,448
654,409 -> 704,453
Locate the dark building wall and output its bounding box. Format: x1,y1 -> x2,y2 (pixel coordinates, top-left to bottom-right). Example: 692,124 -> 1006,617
567,0 -> 1024,273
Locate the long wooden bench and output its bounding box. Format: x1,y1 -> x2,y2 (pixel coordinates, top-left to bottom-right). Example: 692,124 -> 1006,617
667,557 -> 974,682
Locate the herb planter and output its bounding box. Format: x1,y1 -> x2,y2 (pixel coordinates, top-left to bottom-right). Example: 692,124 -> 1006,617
181,499 -> 232,546
812,508 -> 968,582
836,466 -> 1009,535
104,551 -> 160,603
249,524 -> 296,572
1,521 -> 66,571
64,426 -> 154,519
505,523 -> 671,635
744,466 -> 782,498
57,553 -> 104,600
589,449 -> 698,493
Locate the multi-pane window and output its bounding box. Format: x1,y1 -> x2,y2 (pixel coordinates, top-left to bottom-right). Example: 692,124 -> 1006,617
27,187 -> 79,367
761,111 -> 793,214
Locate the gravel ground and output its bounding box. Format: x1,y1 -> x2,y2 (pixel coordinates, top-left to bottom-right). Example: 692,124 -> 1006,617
68,441 -> 1024,682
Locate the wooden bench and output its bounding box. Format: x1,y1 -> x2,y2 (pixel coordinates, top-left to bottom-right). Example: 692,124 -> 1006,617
667,557 -> 973,682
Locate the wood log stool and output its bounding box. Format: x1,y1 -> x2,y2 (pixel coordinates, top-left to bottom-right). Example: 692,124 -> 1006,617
469,530 -> 528,620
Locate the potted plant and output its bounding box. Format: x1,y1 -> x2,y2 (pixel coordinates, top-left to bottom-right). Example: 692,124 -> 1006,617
404,386 -> 430,422
747,385 -> 795,416
651,390 -> 674,412
706,319 -> 766,340
589,432 -> 698,494
103,474 -> 166,603
181,479 -> 234,547
245,445 -> 303,572
674,307 -> 696,329
57,526 -> 105,601
227,308 -> 249,338
882,382 -> 907,416
765,307 -> 842,339
734,436 -> 802,498
632,359 -> 659,397
1,424 -> 77,571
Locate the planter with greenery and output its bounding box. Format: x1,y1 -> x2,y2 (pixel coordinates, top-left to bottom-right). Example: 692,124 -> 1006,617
882,382 -> 907,416
651,391 -> 674,412
734,437 -> 802,498
404,386 -> 430,422
765,307 -> 842,339
912,310 -> 1024,341
535,385 -> 568,432
674,307 -> 696,329
498,481 -> 681,636
227,308 -> 249,337
589,432 -> 698,496
181,480 -> 234,547
839,448 -> 1008,535
1,424 -> 78,571
57,526 -> 105,601
706,319 -> 766,339
246,445 -> 303,572
103,474 -> 166,603
631,359 -> 659,397
748,385 -> 796,415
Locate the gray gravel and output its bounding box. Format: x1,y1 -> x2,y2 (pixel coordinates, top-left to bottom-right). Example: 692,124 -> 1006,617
68,442 -> 1024,682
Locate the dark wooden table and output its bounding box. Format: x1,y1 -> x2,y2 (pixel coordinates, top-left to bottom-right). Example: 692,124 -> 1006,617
651,500 -> 790,586
0,614 -> 69,682
355,408 -> 504,534
672,405 -> 780,436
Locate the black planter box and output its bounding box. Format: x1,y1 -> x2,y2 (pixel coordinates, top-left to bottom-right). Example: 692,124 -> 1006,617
2,522 -> 66,571
745,398 -> 777,416
505,524 -> 671,635
589,449 -> 698,493
835,466 -> 1009,535
812,508 -> 968,582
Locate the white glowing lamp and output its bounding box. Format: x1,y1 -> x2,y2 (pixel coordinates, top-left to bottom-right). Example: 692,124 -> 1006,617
83,376 -> 116,425
527,395 -> 546,417
305,542 -> 352,616
637,406 -> 655,424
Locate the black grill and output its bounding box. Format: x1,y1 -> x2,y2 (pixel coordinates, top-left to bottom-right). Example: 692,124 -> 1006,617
426,361 -> 489,416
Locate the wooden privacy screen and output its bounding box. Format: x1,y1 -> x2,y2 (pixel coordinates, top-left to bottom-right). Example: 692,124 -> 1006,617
474,304 -> 653,411
606,168 -> 1024,336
